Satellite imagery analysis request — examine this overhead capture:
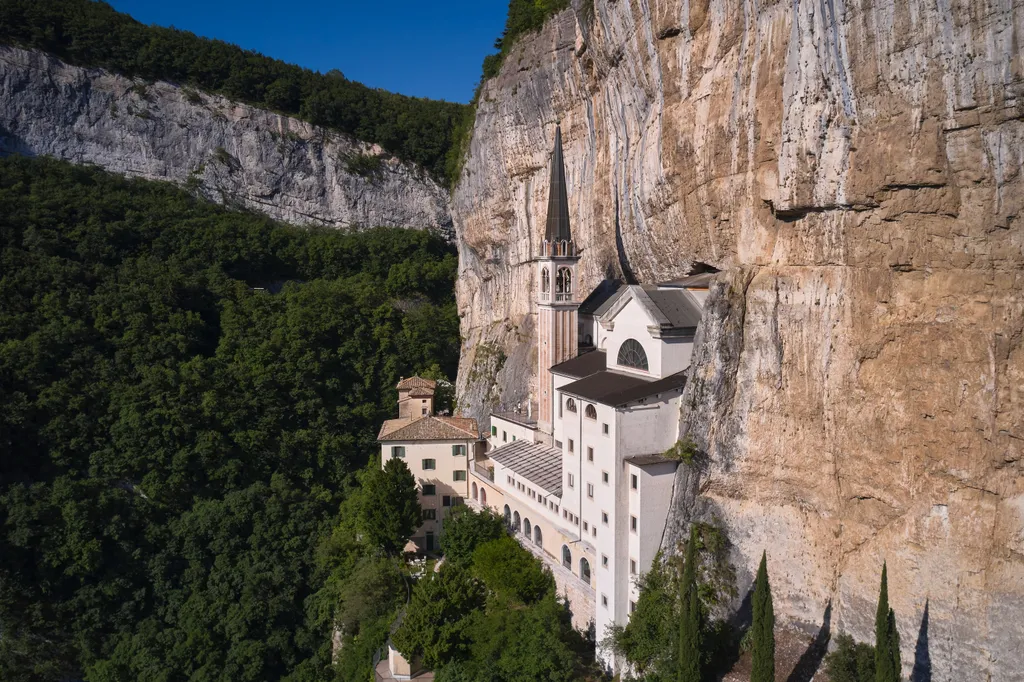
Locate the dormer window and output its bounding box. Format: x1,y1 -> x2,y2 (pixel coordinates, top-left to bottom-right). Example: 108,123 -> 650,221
617,338 -> 649,371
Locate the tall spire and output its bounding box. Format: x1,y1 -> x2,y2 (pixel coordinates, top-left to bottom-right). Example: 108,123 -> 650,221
544,124 -> 571,243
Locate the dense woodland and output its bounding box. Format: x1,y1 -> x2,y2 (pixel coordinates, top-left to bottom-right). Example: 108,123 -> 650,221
0,0 -> 465,181
0,156 -> 459,681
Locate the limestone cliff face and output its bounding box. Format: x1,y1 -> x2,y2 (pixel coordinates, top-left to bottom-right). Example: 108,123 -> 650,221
453,1 -> 1023,679
0,47 -> 452,234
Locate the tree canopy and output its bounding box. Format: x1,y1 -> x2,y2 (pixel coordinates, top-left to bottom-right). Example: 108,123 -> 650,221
0,155 -> 459,681
0,0 -> 466,180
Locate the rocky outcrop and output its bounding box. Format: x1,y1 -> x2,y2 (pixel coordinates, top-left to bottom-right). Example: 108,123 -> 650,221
453,1 -> 1023,679
0,47 -> 452,234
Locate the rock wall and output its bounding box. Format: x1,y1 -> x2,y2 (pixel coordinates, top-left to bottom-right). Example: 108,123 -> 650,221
452,1 -> 1024,679
0,47 -> 452,234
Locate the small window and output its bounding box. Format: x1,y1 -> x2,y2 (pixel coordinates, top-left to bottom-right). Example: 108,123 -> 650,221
631,515 -> 637,532
422,484 -> 436,496
453,470 -> 467,481
601,594 -> 608,608
452,444 -> 466,456
602,511 -> 609,525
591,526 -> 596,537
630,559 -> 637,574
583,520 -> 589,532
601,554 -> 608,568
587,483 -> 594,498
453,496 -> 464,506
555,440 -> 563,448
491,425 -> 497,436
422,509 -> 436,520
587,447 -> 594,462
442,495 -> 451,507
566,397 -> 577,413
630,600 -> 636,614
585,404 -> 597,420
602,423 -> 609,435
631,474 -> 638,490
503,431 -> 507,442
391,446 -> 405,458
568,473 -> 575,488
568,439 -> 574,453
421,407 -> 427,415
512,435 -> 516,441
602,471 -> 609,484
422,459 -> 436,470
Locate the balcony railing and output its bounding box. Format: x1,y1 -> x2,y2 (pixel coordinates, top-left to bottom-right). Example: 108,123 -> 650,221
471,460 -> 494,481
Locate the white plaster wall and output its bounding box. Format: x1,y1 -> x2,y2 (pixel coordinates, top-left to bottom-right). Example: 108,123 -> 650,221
627,461 -> 678,607
487,415 -> 536,450
616,396 -> 682,459
660,336 -> 696,377
602,298 -> 662,378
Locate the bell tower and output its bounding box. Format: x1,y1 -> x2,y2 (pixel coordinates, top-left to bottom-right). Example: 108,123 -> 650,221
536,124 -> 580,433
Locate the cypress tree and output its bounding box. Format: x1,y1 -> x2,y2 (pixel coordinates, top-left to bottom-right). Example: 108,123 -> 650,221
677,525 -> 702,682
751,551 -> 775,682
874,562 -> 901,682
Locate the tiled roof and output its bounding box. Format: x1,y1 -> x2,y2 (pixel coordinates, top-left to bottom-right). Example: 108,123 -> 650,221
489,440 -> 563,497
378,416 -> 478,441
396,376 -> 437,390
560,369 -> 688,407
405,387 -> 435,398
550,350 -> 607,379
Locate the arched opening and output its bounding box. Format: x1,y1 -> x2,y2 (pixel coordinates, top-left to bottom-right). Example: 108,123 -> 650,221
580,557 -> 591,584
480,488 -> 487,505
503,505 -> 511,526
472,481 -> 478,500
555,267 -> 572,295
561,544 -> 572,570
513,510 -> 521,533
523,518 -> 532,538
565,397 -> 577,413
541,267 -> 550,293
584,333 -> 593,346
534,525 -> 542,546
617,338 -> 649,371
584,404 -> 597,420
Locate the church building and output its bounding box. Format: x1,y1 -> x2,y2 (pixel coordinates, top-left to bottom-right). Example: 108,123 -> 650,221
468,125 -> 710,670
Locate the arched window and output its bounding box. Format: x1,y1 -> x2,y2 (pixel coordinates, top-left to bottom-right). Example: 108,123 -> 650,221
524,518 -> 532,538
565,397 -> 577,413
472,482 -> 478,500
562,545 -> 572,570
503,505 -> 511,526
584,404 -> 597,420
513,511 -> 521,533
534,525 -> 542,546
556,267 -> 572,294
580,558 -> 591,584
480,488 -> 487,505
541,267 -> 550,293
584,333 -> 593,346
617,338 -> 649,371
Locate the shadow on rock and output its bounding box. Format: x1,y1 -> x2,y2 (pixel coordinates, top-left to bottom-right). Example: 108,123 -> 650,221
786,599 -> 832,682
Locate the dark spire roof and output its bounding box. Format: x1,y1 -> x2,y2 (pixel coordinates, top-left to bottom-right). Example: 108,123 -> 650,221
544,125 -> 571,243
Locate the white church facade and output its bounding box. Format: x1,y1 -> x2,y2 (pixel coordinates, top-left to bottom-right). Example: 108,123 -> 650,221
467,126 -> 711,670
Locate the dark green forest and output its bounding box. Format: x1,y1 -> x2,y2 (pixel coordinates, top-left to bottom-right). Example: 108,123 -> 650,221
0,155 -> 460,681
0,0 -> 465,180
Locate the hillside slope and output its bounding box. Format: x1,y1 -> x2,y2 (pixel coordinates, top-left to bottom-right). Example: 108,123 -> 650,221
0,47 -> 452,234
451,1 -> 1023,680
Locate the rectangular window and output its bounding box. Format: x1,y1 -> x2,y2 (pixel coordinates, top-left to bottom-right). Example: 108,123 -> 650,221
421,407 -> 427,415
631,473 -> 638,490
453,470 -> 467,481
592,526 -> 597,537
425,531 -> 435,551
583,521 -> 589,532
601,554 -> 608,568
555,440 -> 563,448
630,600 -> 636,614
563,509 -> 567,519
559,399 -> 563,418
630,559 -> 637,575
568,473 -> 575,488
422,509 -> 436,520
602,511 -> 609,525
587,447 -> 593,462
587,483 -> 594,498
602,423 -> 609,435
512,435 -> 516,441
422,484 -> 436,496
391,446 -> 405,458
568,439 -> 574,453
452,444 -> 466,456
422,459 -> 436,470
601,594 -> 608,608
503,431 -> 507,442
631,515 -> 638,532
442,495 -> 451,507
602,471 -> 609,484
453,496 -> 464,506
491,425 -> 497,436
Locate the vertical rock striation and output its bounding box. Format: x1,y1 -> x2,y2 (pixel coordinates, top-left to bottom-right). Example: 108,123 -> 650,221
0,47 -> 452,234
453,1 -> 1023,679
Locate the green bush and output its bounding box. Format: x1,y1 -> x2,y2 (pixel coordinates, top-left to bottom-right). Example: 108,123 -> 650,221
824,633 -> 876,682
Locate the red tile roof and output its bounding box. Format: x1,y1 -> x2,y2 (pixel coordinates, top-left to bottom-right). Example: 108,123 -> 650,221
396,376 -> 437,390
378,416 -> 478,441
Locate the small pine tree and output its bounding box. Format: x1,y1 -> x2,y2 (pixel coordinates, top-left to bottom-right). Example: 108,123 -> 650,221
751,551 -> 775,682
874,562 -> 901,682
677,525 -> 702,682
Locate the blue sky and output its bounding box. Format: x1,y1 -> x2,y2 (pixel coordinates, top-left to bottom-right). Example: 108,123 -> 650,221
106,0 -> 509,103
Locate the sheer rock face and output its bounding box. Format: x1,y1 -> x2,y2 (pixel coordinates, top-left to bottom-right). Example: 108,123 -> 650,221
0,47 -> 452,235
453,1 -> 1023,679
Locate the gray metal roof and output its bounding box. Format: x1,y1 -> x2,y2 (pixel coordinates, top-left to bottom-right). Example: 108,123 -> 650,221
489,440 -> 563,497
640,286 -> 703,330
624,454 -> 678,467
578,279 -> 624,316
658,272 -> 716,289
550,350 -> 607,379
560,369 -> 688,407
544,125 -> 571,243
